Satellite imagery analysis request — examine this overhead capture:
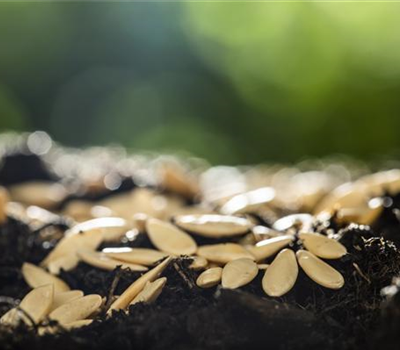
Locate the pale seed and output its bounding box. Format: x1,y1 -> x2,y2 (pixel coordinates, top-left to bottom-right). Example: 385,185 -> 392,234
130,277 -> 167,305
62,200 -> 93,222
102,247 -> 168,266
257,264 -> 269,270
189,256 -> 208,270
50,290 -> 84,312
197,243 -> 255,264
63,319 -> 93,330
161,164 -> 199,200
272,214 -> 313,232
296,250 -> 344,289
0,186 -> 9,224
221,258 -> 258,289
48,254 -> 79,275
246,235 -> 294,262
262,249 -> 298,297
196,267 -> 222,288
22,263 -> 70,293
146,218 -> 197,255
299,232 -> 347,259
133,213 -> 148,232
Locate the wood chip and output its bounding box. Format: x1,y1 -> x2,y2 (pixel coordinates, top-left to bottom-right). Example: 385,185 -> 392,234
130,277 -> 167,305
22,263 -> 70,293
296,250 -> 344,289
0,186 -> 9,224
196,267 -> 223,288
50,290 -> 84,312
221,258 -> 258,289
108,257 -> 172,313
146,218 -> 197,255
197,243 -> 255,264
174,214 -> 253,238
299,232 -> 347,259
77,249 -> 148,272
102,247 -> 168,266
246,235 -> 294,262
262,249 -> 298,297
49,294 -> 102,325
48,254 -> 80,275
189,256 -> 208,270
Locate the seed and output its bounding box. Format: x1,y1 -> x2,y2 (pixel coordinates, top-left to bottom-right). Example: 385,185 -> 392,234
257,264 -> 269,270
221,258 -> 258,289
22,263 -> 70,293
102,247 -> 168,266
133,213 -> 148,232
62,200 -> 93,222
296,250 -> 344,289
262,249 -> 298,297
272,214 -> 313,232
48,254 -> 79,275
197,243 -> 255,264
360,198 -> 384,225
161,164 -> 199,200
189,256 -> 208,270
246,235 -> 294,262
108,257 -> 172,313
50,290 -> 84,312
130,277 -> 167,305
146,218 -> 197,255
63,319 -> 93,330
174,214 -> 253,238
299,232 -> 347,259
0,186 -> 9,224
252,226 -> 282,242
0,284 -> 54,326
196,267 -> 222,288
49,294 -> 102,325
77,249 -> 148,272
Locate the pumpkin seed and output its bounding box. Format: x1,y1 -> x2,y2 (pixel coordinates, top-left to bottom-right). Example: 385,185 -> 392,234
197,243 -> 255,264
252,226 -> 282,242
196,267 -> 222,288
189,256 -> 208,270
63,319 -> 93,329
50,290 -> 84,312
133,213 -> 148,232
246,235 -> 294,262
299,232 -> 347,259
0,186 -> 9,224
49,294 -> 102,325
262,249 -> 298,297
48,254 -> 79,275
146,218 -> 197,255
22,263 -> 70,293
272,214 -> 313,232
221,258 -> 258,289
257,264 -> 269,270
161,165 -> 199,199
296,250 -> 344,289
130,277 -> 167,305
108,257 -> 172,313
102,247 -> 168,266
62,200 -> 93,222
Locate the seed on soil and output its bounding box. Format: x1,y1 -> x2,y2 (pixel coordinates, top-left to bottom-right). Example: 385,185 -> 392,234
146,218 -> 197,255
133,213 -> 149,232
252,226 -> 282,242
48,254 -> 80,275
160,164 -> 200,200
262,249 -> 298,297
189,256 -> 208,270
174,214 -> 253,238
22,263 -> 70,293
108,257 -> 172,313
50,290 -> 84,312
296,250 -> 345,289
77,249 -> 148,271
299,232 -> 347,259
63,319 -> 93,330
196,267 -> 223,288
49,294 -> 102,325
257,264 -> 269,270
272,214 -> 313,232
0,186 -> 9,224
130,277 -> 167,305
197,243 -> 255,264
221,258 -> 258,289
102,247 -> 168,266
246,235 -> 294,262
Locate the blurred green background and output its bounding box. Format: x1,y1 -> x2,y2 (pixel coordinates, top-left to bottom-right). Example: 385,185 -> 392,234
1,2 -> 400,165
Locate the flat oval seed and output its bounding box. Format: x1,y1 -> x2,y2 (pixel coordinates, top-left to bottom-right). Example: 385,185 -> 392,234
174,214 -> 253,238
197,243 -> 255,264
49,295 -> 102,325
50,290 -> 84,312
246,235 -> 294,262
77,249 -> 148,272
48,254 -> 80,275
0,186 -> 9,224
296,250 -> 344,289
63,319 -> 93,330
272,214 -> 313,232
189,256 -> 208,270
146,218 -> 197,255
257,264 -> 269,270
102,247 -> 168,266
222,258 -> 258,289
196,267 -> 223,288
299,233 -> 347,259
22,263 -> 70,293
262,249 -> 298,297
130,277 -> 167,305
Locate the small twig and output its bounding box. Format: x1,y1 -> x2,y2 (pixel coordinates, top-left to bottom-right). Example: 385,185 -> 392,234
105,268 -> 123,310
353,263 -> 371,284
173,262 -> 195,289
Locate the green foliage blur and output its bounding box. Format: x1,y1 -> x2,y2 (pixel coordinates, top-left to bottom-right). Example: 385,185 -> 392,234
1,2 -> 400,165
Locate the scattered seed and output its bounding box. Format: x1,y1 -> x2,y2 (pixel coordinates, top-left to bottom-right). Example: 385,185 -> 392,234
130,277 -> 167,305
196,267 -> 223,288
146,218 -> 197,255
161,164 -> 199,200
221,258 -> 258,289
262,249 -> 298,297
252,226 -> 282,242
50,290 -> 84,312
0,186 -> 9,224
48,254 -> 80,275
299,232 -> 347,259
189,256 -> 208,270
257,264 -> 269,270
197,243 -> 255,264
49,294 -> 102,325
272,214 -> 313,232
77,249 -> 148,272
102,247 -> 168,266
246,235 -> 294,262
22,263 -> 70,293
133,213 -> 148,232
63,319 -> 93,330
174,214 -> 253,238
62,200 -> 93,222
108,257 -> 172,313
296,250 -> 344,289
